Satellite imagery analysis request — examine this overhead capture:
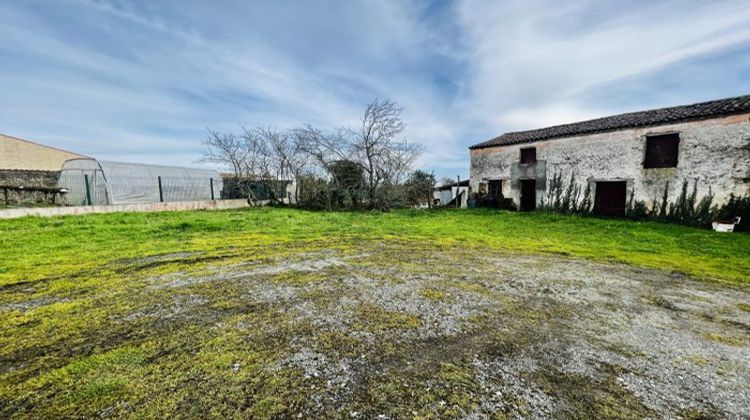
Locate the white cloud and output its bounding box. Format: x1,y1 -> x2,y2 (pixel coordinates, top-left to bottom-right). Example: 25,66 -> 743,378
1,0 -> 749,176
455,0 -> 750,131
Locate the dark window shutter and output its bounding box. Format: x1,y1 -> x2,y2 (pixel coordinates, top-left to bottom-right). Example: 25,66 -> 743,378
520,147 -> 537,164
644,134 -> 679,168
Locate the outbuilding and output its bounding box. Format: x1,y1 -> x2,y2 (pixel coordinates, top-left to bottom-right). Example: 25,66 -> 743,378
0,133 -> 90,205
469,95 -> 750,216
434,179 -> 469,207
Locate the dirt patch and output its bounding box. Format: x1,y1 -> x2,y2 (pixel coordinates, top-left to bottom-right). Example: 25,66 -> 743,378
139,245 -> 750,417
3,242 -> 749,418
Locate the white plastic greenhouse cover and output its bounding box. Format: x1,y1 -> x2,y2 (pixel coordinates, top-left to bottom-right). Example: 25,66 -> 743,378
58,158 -> 223,205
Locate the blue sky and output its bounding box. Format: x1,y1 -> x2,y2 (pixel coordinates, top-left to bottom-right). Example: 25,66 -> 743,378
2,0 -> 750,178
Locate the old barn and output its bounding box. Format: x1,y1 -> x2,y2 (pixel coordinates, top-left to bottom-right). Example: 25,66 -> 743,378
469,95 -> 750,216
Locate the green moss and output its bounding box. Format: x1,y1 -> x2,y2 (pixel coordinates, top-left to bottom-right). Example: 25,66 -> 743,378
533,364 -> 656,418
737,303 -> 750,312
703,332 -> 746,347
436,362 -> 479,414
645,294 -> 680,311
684,354 -> 709,367
420,287 -> 447,301
351,360 -> 479,418
270,270 -> 328,285
356,303 -> 422,332
449,281 -> 496,298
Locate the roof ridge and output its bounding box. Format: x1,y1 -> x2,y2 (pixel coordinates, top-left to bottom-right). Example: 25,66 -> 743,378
470,94 -> 750,149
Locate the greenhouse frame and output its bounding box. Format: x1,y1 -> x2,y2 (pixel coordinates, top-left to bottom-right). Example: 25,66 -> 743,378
58,159 -> 223,206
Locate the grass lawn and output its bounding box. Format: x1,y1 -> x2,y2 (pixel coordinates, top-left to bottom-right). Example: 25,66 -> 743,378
1,208 -> 749,418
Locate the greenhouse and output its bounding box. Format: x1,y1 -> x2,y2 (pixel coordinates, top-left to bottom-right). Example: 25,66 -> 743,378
58,159 -> 222,206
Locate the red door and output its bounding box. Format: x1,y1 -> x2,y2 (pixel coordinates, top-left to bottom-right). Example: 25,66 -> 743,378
520,179 -> 536,211
594,182 -> 626,216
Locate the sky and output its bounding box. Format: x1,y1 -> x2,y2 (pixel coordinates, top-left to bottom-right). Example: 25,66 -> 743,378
2,0 -> 750,179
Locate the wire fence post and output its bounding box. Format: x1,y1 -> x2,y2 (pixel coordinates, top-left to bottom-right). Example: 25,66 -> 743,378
210,177 -> 215,201
158,176 -> 164,203
84,174 -> 92,206
456,175 -> 460,208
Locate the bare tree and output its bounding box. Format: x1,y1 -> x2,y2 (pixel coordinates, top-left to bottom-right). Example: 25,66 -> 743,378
293,125 -> 349,172
358,100 -> 405,190
439,176 -> 456,187
200,130 -> 249,179
200,98 -> 423,209
259,127 -> 309,202
352,99 -> 422,205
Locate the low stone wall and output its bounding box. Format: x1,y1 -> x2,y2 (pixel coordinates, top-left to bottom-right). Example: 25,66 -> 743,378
0,170 -> 63,206
0,199 -> 250,219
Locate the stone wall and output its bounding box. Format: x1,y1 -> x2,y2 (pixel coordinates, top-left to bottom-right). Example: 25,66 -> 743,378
470,113 -> 750,209
0,170 -> 64,206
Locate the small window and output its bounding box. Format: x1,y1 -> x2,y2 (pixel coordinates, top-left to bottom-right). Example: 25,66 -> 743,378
520,147 -> 536,164
644,133 -> 679,168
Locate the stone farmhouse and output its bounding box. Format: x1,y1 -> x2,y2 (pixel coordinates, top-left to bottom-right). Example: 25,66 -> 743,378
469,95 -> 750,216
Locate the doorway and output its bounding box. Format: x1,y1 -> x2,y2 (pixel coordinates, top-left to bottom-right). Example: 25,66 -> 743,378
594,181 -> 627,216
520,179 -> 536,211
488,180 -> 503,199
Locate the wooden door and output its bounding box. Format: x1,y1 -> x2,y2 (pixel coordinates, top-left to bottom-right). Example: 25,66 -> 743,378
520,179 -> 536,211
594,181 -> 626,216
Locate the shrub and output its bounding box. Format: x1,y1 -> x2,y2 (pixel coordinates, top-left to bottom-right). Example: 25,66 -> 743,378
297,175 -> 330,210
694,187 -> 714,227
716,194 -> 750,232
536,172 -> 746,232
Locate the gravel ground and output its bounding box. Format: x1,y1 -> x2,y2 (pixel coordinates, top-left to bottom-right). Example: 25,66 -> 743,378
142,243 -> 750,418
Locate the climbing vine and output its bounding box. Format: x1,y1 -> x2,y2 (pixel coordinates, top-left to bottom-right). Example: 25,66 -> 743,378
538,170 -> 748,231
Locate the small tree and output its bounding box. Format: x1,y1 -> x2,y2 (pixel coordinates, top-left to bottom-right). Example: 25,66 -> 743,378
328,160 -> 366,210
404,170 -> 437,208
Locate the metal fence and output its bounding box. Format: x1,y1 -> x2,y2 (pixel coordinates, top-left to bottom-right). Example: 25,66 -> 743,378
58,160 -> 222,206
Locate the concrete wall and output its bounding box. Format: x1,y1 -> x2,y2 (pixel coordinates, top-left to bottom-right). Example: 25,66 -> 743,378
434,186 -> 469,206
470,113 -> 750,208
0,170 -> 64,206
0,199 -> 250,219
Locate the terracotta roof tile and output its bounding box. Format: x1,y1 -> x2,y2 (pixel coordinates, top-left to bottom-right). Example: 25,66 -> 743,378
470,94 -> 750,149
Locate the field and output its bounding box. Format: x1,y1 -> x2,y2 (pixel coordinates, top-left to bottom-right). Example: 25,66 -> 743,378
1,208 -> 749,418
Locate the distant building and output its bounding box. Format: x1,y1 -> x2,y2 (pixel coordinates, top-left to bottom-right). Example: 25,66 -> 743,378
0,133 -> 90,171
0,133 -> 91,205
469,95 -> 750,215
1,134 -> 222,206
434,179 -> 469,207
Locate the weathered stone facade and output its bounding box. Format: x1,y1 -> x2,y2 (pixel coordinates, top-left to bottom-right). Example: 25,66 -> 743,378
470,112 -> 750,210
0,170 -> 64,206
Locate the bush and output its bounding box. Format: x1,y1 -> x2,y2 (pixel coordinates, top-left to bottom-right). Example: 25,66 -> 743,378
404,170 -> 436,208
716,194 -> 750,232
221,177 -> 290,202
297,175 -> 330,210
